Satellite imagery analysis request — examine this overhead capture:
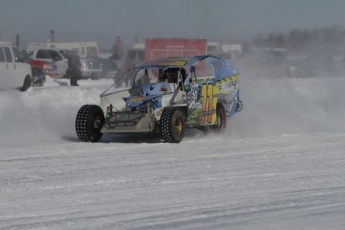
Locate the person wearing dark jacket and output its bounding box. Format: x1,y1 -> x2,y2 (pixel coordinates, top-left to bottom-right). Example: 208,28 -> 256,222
112,36 -> 125,60
68,53 -> 81,86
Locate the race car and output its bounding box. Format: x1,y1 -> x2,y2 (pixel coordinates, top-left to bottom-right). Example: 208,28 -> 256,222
75,55 -> 243,143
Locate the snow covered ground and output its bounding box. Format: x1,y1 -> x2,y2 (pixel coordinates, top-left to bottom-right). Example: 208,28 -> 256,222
0,74 -> 345,229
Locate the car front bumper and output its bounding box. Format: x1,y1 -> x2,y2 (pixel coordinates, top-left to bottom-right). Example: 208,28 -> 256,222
81,69 -> 103,79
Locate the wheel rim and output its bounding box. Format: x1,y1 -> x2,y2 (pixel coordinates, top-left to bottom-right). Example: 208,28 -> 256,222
174,116 -> 183,134
92,115 -> 102,130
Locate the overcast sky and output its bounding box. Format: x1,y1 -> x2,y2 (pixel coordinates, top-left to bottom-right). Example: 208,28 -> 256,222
1,0 -> 345,50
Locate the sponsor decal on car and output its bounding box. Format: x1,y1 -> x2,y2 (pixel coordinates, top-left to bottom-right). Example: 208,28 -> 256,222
129,96 -> 144,102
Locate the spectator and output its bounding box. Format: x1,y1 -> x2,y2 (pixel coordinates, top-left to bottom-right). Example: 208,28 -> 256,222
113,59 -> 136,86
112,36 -> 125,60
67,52 -> 81,86
125,59 -> 136,69
21,49 -> 29,62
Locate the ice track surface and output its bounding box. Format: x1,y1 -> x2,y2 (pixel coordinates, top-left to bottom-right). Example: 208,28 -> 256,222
1,75 -> 345,229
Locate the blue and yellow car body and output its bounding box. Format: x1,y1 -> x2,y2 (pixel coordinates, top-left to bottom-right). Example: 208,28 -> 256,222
100,55 -> 242,133
137,55 -> 242,127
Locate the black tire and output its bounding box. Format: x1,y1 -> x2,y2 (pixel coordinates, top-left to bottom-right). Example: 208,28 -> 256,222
160,107 -> 186,143
75,105 -> 105,142
214,104 -> 226,132
21,75 -> 31,92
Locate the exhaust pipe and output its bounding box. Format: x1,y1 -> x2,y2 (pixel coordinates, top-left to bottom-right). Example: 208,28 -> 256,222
50,30 -> 55,42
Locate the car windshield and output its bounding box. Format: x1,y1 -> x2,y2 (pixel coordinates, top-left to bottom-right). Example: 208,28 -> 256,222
59,50 -> 73,59
104,59 -> 118,67
87,46 -> 98,56
127,50 -> 145,62
112,68 -> 158,88
133,69 -> 158,86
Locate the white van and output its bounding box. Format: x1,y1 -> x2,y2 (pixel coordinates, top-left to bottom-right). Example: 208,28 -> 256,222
0,42 -> 32,91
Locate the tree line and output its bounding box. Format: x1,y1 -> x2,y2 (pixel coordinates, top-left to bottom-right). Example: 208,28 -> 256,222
248,25 -> 345,54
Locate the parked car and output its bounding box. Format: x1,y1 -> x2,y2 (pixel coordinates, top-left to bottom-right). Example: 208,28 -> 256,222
28,59 -> 60,79
100,58 -> 118,79
0,42 -> 32,91
75,55 -> 243,143
29,48 -> 73,78
79,57 -> 103,80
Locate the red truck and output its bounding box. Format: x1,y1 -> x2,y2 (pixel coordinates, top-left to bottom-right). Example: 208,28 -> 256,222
28,59 -> 60,79
144,38 -> 207,62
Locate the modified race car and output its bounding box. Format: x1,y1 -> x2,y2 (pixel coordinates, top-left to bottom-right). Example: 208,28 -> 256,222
75,55 -> 243,143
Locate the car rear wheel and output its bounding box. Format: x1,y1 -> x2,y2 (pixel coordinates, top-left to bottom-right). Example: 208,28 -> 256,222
160,107 -> 186,143
75,105 -> 104,142
21,75 -> 31,92
203,104 -> 226,134
214,104 -> 226,132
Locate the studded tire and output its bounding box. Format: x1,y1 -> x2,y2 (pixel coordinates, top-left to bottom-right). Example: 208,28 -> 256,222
160,107 -> 186,143
75,105 -> 105,142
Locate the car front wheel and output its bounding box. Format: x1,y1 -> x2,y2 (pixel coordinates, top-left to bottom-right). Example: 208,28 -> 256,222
214,104 -> 226,132
75,105 -> 105,142
160,107 -> 186,143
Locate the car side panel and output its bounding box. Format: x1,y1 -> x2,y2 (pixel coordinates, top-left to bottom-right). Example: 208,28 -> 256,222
185,74 -> 240,126
33,49 -> 68,77
0,46 -> 11,88
0,45 -> 31,89
2,46 -> 15,87
11,47 -> 30,87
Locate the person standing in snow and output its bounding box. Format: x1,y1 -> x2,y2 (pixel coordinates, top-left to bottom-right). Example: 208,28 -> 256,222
68,52 -> 81,86
112,36 -> 125,60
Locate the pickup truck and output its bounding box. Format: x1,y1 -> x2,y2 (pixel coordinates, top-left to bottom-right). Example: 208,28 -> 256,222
29,48 -> 72,78
28,59 -> 60,79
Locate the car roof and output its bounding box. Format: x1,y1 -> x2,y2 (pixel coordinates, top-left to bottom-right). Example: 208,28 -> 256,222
135,55 -> 239,81
37,48 -> 70,52
0,41 -> 16,46
135,55 -> 211,69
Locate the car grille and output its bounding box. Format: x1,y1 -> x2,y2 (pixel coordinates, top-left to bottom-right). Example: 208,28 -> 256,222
86,61 -> 101,69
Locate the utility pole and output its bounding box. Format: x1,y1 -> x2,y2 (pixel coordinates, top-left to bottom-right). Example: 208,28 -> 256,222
16,34 -> 20,48
51,30 -> 55,42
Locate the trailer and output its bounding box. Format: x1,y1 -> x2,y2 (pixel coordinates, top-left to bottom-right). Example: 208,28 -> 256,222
27,41 -> 99,58
144,38 -> 207,62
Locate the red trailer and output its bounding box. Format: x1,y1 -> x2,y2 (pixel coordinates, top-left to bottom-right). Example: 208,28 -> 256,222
145,38 -> 207,62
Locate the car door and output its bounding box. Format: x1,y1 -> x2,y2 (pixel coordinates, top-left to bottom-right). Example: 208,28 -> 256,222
2,46 -> 15,88
0,46 -> 11,89
11,46 -> 29,87
49,50 -> 68,77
